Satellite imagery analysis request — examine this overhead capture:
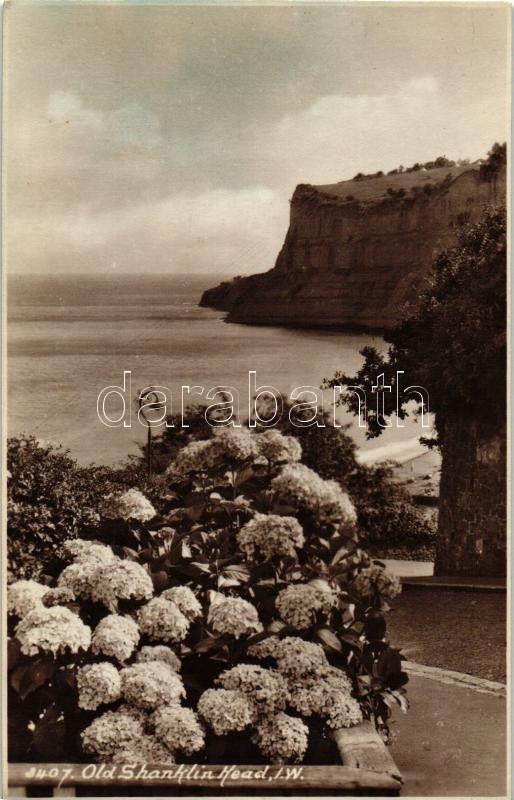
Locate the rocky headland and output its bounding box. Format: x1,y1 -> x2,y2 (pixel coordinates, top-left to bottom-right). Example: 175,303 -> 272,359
200,161 -> 505,331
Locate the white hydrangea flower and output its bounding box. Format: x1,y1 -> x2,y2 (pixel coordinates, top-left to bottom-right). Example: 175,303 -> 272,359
136,645 -> 181,672
197,688 -> 257,735
103,488 -> 156,522
275,583 -> 337,630
252,712 -> 309,764
210,426 -> 259,463
255,430 -> 302,465
42,587 -> 76,607
91,614 -> 140,662
274,637 -> 328,680
168,439 -> 216,477
81,708 -> 146,760
15,606 -> 91,657
169,428 -> 260,476
90,560 -> 154,612
271,463 -> 357,524
351,565 -> 402,602
116,703 -> 149,726
216,664 -> 289,716
237,513 -> 304,560
324,693 -> 363,730
63,539 -> 117,565
153,705 -> 205,755
137,597 -> 190,643
208,597 -> 262,639
77,662 -> 122,711
161,586 -> 202,621
8,580 -> 48,618
110,733 -> 175,764
288,668 -> 355,722
247,635 -> 281,660
120,661 -> 186,711
58,559 -> 104,600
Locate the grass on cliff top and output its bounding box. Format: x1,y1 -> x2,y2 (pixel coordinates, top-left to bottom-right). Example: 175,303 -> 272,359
316,163 -> 477,202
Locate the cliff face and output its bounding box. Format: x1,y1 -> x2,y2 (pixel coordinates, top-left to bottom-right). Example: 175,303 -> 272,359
200,164 -> 505,331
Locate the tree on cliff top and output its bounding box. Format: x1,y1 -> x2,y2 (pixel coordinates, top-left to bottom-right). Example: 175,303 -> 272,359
324,205 -> 506,575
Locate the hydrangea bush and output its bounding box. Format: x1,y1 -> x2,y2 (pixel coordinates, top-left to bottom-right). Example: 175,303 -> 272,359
8,427 -> 407,765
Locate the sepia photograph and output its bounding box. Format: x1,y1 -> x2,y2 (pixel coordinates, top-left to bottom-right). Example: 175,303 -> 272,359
3,2 -> 509,797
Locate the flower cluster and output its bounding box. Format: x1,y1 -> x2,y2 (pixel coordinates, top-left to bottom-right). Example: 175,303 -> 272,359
197,688 -> 257,735
42,587 -> 76,607
91,614 -> 140,662
58,560 -> 104,600
15,606 -> 91,657
252,713 -> 309,764
137,597 -> 190,643
168,439 -> 215,476
247,635 -> 281,660
89,560 -> 154,612
162,586 -> 202,621
152,705 -> 205,755
77,662 -> 122,711
120,661 -> 186,710
136,645 -> 181,672
211,427 -> 259,464
8,580 -> 48,618
275,583 -> 337,630
274,637 -> 328,680
255,430 -> 302,465
272,463 -> 357,524
81,708 -> 147,760
208,597 -> 262,639
102,488 -> 156,522
110,734 -> 174,765
170,427 -> 262,478
351,564 -> 402,603
324,693 -> 363,729
288,670 -> 355,721
217,665 -> 289,716
58,542 -> 153,611
237,513 -> 305,560
63,539 -> 117,565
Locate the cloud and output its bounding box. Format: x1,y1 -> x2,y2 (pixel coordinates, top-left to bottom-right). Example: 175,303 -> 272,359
47,91 -> 103,128
6,71 -> 508,276
8,185 -> 286,276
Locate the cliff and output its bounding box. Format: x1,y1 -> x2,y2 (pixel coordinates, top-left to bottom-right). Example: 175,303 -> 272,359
200,163 -> 506,331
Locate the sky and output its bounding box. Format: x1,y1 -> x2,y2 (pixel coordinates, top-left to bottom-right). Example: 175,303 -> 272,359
4,3 -> 510,277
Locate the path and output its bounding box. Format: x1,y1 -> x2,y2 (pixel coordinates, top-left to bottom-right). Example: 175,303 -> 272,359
391,672 -> 506,796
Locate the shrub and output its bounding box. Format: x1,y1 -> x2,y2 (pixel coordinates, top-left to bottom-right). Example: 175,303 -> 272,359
6,436 -> 144,582
8,428 -> 407,764
138,397 -> 435,552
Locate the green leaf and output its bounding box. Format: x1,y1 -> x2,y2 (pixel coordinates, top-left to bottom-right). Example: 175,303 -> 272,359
315,627 -> 343,653
8,638 -> 22,671
18,658 -> 55,701
32,706 -> 66,760
194,636 -> 222,654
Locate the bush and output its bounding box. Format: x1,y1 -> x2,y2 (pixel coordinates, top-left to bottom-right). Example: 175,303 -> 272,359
6,436 -> 156,582
136,398 -> 436,553
8,428 -> 407,765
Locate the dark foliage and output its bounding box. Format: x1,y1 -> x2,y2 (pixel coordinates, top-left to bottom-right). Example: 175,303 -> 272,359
7,436 -> 147,581
323,205 -> 506,443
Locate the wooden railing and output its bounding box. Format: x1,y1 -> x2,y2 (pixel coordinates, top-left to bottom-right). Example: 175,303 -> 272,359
8,721 -> 403,797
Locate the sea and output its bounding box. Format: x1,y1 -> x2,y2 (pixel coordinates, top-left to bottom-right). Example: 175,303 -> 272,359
7,273 -> 424,466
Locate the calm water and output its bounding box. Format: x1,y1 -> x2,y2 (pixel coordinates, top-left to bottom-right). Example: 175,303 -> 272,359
8,274 -> 420,465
